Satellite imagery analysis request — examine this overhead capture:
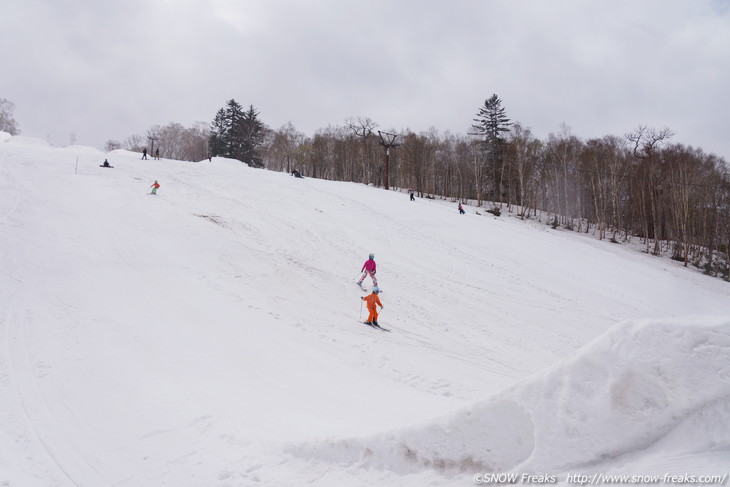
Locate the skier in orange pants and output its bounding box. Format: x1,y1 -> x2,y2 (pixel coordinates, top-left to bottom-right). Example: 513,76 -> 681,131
361,287 -> 383,326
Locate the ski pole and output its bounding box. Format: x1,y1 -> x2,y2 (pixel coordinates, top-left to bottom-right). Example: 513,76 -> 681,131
359,299 -> 363,320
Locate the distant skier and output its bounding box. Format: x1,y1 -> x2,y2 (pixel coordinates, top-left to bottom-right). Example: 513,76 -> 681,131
100,159 -> 112,168
155,148 -> 160,160
142,148 -> 148,160
458,203 -> 465,214
409,188 -> 415,201
361,287 -> 383,326
150,180 -> 160,195
356,253 -> 378,288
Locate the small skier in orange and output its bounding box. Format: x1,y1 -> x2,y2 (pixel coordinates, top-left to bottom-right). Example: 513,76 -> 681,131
361,286 -> 383,326
150,180 -> 160,195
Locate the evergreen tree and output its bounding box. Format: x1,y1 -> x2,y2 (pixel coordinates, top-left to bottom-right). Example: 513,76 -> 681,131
225,99 -> 245,160
208,107 -> 228,158
207,100 -> 265,167
239,105 -> 265,168
471,94 -> 512,202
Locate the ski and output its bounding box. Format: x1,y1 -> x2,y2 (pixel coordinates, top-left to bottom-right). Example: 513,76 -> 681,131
361,321 -> 391,332
355,283 -> 383,293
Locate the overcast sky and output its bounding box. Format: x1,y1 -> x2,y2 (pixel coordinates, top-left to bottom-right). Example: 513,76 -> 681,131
2,0 -> 729,160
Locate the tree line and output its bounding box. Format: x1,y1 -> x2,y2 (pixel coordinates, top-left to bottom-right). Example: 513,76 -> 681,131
258,97 -> 730,281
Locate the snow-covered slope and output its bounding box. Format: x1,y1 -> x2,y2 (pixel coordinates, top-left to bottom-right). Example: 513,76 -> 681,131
1,133 -> 728,486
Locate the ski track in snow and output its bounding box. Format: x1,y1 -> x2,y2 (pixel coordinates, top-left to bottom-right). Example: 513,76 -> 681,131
0,158 -> 107,486
1,134 -> 729,486
5,305 -> 112,486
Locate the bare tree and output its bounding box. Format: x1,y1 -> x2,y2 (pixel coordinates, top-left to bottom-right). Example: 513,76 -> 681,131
105,139 -> 122,152
0,98 -> 20,135
451,134 -> 479,204
157,123 -> 185,159
626,126 -> 674,254
123,134 -> 145,152
400,132 -> 427,197
544,125 -> 583,228
147,125 -> 161,157
345,117 -> 378,185
263,122 -> 305,173
598,137 -> 633,242
506,123 -> 541,219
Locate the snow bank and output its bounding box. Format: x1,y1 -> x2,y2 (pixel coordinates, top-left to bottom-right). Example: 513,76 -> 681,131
2,135 -> 51,147
106,148 -> 141,157
291,317 -> 730,476
0,131 -> 11,142
59,144 -> 103,154
210,155 -> 247,166
508,316 -> 730,472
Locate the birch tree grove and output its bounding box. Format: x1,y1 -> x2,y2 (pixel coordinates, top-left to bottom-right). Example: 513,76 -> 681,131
506,123 -> 542,219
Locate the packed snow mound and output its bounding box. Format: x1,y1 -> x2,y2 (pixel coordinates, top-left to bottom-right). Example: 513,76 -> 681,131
60,144 -> 103,154
0,131 -> 11,142
2,135 -> 50,147
507,315 -> 730,472
292,317 -> 730,476
106,148 -> 142,157
210,155 -> 247,165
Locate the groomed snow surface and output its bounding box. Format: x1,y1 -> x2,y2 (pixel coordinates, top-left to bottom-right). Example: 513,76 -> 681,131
1,132 -> 728,486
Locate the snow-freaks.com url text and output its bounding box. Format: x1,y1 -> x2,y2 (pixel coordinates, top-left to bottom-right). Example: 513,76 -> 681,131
473,473 -> 728,485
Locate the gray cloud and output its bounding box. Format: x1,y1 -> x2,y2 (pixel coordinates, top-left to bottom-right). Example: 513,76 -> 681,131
2,0 -> 728,159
